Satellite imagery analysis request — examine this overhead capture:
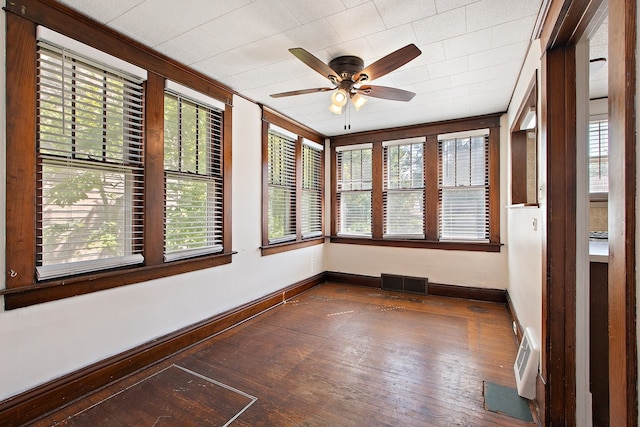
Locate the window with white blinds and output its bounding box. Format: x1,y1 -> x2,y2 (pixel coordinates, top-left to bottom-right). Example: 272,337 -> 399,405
589,118 -> 608,194
336,144 -> 373,236
438,133 -> 489,241
36,41 -> 145,280
302,140 -> 323,238
267,129 -> 297,244
164,90 -> 224,261
383,139 -> 425,238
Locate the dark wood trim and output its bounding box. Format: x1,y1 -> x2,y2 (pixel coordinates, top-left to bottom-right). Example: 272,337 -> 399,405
330,113 -> 502,146
540,45 -> 577,426
3,253 -> 234,309
326,271 -> 507,303
511,72 -> 539,134
488,126 -> 501,243
428,282 -> 506,303
262,108 -> 325,144
505,291 -> 524,344
0,272 -> 326,427
4,0 -> 233,105
261,118 -> 271,247
330,146 -> 338,236
371,142 -> 383,238
511,131 -> 528,204
295,136 -> 303,241
143,72 -> 166,266
260,237 -> 324,256
5,13 -> 37,290
325,271 -> 381,288
425,135 -> 439,240
608,0 -> 638,424
262,106 -> 326,142
329,237 -> 502,252
222,105 -> 233,253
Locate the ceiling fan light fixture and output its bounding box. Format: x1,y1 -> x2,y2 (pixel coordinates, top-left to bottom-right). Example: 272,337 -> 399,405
331,88 -> 348,107
351,93 -> 367,111
328,103 -> 344,114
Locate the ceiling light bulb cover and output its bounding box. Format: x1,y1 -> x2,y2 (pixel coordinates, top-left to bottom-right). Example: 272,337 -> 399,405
331,89 -> 348,107
351,93 -> 368,111
328,103 -> 343,114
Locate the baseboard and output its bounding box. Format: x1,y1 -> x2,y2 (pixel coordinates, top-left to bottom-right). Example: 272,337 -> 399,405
326,271 -> 506,303
0,272 -> 325,427
506,290 -> 524,343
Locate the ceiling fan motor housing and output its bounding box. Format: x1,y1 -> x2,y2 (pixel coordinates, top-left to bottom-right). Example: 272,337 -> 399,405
329,56 -> 365,82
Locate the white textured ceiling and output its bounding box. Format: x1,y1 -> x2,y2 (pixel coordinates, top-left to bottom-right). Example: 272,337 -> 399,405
58,0 -> 545,136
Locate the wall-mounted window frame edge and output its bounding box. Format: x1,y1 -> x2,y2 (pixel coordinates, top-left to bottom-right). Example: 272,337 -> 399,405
3,2 -> 234,309
261,108 -> 326,256
329,113 -> 502,252
510,70 -> 539,207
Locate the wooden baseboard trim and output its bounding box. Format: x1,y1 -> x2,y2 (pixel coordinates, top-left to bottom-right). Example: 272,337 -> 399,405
0,272 -> 326,427
428,282 -> 506,303
326,271 -> 506,303
325,271 -> 381,288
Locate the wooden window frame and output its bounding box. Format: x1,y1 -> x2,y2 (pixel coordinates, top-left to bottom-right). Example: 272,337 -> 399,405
330,114 -> 501,252
3,1 -> 234,309
510,71 -> 539,206
261,108 -> 325,256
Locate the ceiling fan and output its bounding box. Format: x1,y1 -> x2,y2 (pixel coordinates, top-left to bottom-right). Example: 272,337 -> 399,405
270,44 -> 422,114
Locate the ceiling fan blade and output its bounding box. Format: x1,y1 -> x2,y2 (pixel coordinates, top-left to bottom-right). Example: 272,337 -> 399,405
353,44 -> 422,82
357,85 -> 416,102
270,87 -> 334,98
289,48 -> 341,82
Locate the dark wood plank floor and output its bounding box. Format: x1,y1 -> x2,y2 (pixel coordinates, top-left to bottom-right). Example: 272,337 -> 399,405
30,283 -> 534,426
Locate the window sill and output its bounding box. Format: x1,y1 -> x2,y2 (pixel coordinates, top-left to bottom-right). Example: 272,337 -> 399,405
261,237 -> 324,256
329,236 -> 502,252
2,252 -> 235,309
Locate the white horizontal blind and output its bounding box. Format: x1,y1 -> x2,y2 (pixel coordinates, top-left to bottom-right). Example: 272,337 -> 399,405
302,142 -> 323,238
336,146 -> 372,236
438,134 -> 489,241
588,119 -> 608,194
383,140 -> 425,238
164,92 -> 224,261
36,42 -> 145,280
268,129 -> 297,244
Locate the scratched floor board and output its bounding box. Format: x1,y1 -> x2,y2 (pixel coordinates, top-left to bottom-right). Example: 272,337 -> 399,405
30,283 -> 534,426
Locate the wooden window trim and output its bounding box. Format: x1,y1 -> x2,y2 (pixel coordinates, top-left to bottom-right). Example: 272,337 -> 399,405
330,114 -> 501,252
261,109 -> 325,256
3,3 -> 234,309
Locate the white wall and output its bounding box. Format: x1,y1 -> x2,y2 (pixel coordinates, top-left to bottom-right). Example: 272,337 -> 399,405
505,40 -> 543,350
0,90 -> 324,401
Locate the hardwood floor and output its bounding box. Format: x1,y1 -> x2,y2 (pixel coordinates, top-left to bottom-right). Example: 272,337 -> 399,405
30,283 -> 534,426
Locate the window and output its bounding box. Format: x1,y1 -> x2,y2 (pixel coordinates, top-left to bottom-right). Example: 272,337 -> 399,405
301,141 -> 324,238
383,139 -> 425,238
267,127 -> 297,244
336,144 -> 373,236
163,82 -> 225,261
438,132 -> 489,241
262,110 -> 324,255
5,16 -> 233,308
36,39 -> 146,280
330,116 -> 500,251
588,118 -> 609,196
